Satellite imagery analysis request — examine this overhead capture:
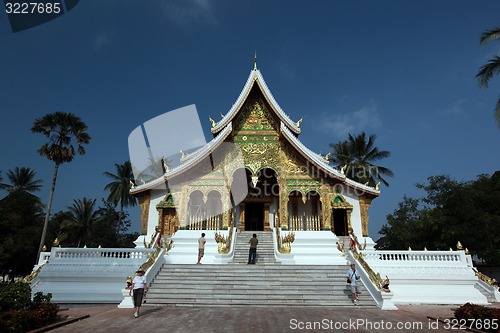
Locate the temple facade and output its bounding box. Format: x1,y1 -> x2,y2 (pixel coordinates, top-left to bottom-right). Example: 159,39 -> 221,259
130,63 -> 380,242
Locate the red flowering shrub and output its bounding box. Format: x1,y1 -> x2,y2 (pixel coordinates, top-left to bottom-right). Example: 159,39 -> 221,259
0,283 -> 59,332
454,303 -> 500,332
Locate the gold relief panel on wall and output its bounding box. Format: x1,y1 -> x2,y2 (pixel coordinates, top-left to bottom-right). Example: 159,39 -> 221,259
280,144 -> 308,176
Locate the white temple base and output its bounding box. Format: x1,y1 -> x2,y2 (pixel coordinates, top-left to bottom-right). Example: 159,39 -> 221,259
117,289 -> 134,308
283,230 -> 347,265
164,230 -> 230,264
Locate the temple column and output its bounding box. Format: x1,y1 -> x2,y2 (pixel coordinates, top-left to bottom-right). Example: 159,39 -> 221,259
279,191 -> 289,229
320,184 -> 332,230
179,187 -> 189,228
264,202 -> 270,231
222,193 -> 230,229
137,191 -> 151,235
239,203 -> 245,231
359,195 -> 373,237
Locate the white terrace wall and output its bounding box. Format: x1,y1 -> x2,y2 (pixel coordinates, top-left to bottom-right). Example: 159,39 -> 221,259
31,247 -> 155,303
362,250 -> 488,305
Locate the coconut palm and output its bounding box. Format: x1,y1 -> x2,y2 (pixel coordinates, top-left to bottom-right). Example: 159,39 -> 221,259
0,167 -> 43,194
328,141 -> 352,168
103,161 -> 137,234
329,132 -> 393,187
31,112 -> 91,258
60,198 -> 99,247
476,26 -> 500,127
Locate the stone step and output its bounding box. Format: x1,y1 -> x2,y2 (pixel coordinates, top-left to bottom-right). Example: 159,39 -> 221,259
146,261 -> 377,307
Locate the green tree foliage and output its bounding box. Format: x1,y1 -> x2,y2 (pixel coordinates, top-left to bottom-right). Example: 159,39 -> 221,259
476,26 -> 500,127
0,191 -> 43,280
329,132 -> 393,186
52,199 -> 135,248
378,172 -> 500,264
31,112 -> 91,260
0,167 -> 42,194
59,198 -> 99,248
103,161 -> 137,234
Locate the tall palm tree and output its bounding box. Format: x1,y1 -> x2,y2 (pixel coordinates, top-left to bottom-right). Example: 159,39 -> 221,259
330,132 -> 393,187
0,167 -> 43,194
60,198 -> 99,247
31,112 -> 91,259
476,26 -> 500,127
103,161 -> 137,234
0,171 -> 4,191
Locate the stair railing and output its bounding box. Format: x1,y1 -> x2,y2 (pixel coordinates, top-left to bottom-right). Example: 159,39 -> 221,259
272,227 -> 295,264
345,234 -> 397,310
119,230 -> 171,308
215,227 -> 233,254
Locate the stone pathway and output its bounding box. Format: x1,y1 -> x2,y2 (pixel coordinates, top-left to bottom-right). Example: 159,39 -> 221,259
48,303 -> 500,333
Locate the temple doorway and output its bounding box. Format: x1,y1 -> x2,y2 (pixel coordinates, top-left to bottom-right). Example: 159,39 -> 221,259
245,203 -> 264,231
332,209 -> 348,236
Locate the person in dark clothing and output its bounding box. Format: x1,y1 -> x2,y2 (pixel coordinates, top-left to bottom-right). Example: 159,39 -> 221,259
248,233 -> 258,264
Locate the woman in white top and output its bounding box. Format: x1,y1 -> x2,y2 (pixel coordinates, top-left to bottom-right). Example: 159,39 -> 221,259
129,268 -> 148,318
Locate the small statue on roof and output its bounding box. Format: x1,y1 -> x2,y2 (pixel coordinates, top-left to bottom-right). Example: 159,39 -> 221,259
209,116 -> 217,128
129,180 -> 135,189
375,182 -> 380,191
295,118 -> 303,128
341,165 -> 347,175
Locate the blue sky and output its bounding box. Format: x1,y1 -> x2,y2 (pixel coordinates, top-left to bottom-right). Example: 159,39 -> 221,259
1,1 -> 499,239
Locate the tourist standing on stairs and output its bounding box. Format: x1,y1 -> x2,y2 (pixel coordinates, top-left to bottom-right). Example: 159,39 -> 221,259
346,263 -> 361,305
248,233 -> 258,264
129,269 -> 148,318
197,233 -> 206,264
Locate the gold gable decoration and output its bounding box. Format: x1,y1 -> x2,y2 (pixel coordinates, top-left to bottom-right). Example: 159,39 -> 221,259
235,100 -> 277,132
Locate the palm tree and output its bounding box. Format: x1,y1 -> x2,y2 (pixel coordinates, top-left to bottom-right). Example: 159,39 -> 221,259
476,26 -> 500,127
0,171 -> 4,191
329,132 -> 394,187
0,167 -> 43,194
60,198 -> 99,247
31,112 -> 91,259
103,161 -> 137,234
328,141 -> 352,168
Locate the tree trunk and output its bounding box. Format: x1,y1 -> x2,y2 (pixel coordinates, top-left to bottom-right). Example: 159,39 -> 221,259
116,202 -> 123,235
36,164 -> 59,263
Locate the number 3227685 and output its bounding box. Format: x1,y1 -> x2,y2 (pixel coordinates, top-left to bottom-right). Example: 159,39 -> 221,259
5,3 -> 61,14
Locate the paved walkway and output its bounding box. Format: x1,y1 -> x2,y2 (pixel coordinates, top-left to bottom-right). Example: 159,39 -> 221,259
49,303 -> 498,333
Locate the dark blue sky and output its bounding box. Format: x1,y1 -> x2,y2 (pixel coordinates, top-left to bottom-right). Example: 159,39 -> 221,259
1,1 -> 499,239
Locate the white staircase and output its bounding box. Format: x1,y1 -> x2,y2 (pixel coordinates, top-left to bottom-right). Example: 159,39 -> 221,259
145,264 -> 376,307
231,231 -> 277,265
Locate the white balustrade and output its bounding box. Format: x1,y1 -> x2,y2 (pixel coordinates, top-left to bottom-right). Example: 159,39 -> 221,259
50,247 -> 155,262
363,250 -> 466,267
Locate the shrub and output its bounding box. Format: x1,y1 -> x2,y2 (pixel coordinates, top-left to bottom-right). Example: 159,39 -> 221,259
454,302 -> 500,333
0,282 -> 59,332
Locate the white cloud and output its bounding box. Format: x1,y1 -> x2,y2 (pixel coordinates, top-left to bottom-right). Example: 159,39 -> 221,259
93,32 -> 112,50
314,101 -> 382,138
440,99 -> 468,118
161,0 -> 217,27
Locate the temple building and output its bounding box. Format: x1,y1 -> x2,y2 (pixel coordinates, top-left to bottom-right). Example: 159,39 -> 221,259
130,60 -> 380,244
30,61 -> 497,308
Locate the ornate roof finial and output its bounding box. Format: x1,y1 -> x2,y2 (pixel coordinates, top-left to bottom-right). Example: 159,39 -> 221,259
254,50 -> 257,70
209,116 -> 217,128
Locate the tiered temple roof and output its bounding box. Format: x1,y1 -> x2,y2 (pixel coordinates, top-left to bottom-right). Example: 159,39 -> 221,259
131,66 -> 380,197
